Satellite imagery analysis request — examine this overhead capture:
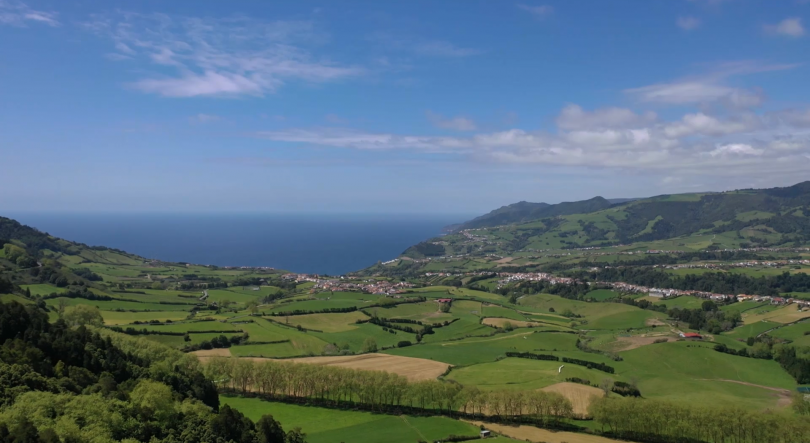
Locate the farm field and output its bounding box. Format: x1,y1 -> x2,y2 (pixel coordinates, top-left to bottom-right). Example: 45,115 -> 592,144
220,397 -> 514,443
287,353 -> 450,381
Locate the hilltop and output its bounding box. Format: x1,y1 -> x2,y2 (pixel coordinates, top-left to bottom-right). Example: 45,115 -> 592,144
400,181 -> 810,261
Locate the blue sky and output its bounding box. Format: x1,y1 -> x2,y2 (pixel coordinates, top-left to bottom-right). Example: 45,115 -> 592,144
2,0 -> 810,214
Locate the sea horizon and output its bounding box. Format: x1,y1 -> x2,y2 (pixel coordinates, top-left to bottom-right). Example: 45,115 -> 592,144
4,212 -> 473,275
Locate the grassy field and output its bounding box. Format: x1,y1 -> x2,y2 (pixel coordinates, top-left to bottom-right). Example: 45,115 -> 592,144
220,396 -> 502,443
20,284 -> 67,296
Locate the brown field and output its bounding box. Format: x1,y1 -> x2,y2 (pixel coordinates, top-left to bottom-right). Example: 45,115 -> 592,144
192,348 -> 233,360
287,354 -> 450,381
541,382 -> 603,416
613,335 -> 673,351
744,305 -> 810,324
465,421 -> 630,443
192,350 -> 449,381
482,317 -> 540,328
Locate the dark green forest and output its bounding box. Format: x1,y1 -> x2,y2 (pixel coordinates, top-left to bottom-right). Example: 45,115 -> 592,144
0,301 -> 303,443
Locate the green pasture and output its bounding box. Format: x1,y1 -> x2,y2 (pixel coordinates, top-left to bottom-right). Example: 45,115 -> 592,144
0,293 -> 32,304
586,289 -> 619,301
138,320 -> 242,333
620,341 -> 797,411
724,321 -> 777,339
100,310 -> 189,325
221,396 -> 491,443
313,322 -> 417,351
267,298 -> 368,314
386,330 -> 578,366
282,311 -> 368,333
447,357 -> 621,391
43,297 -> 195,312
769,320 -> 810,346
20,284 -> 67,296
648,296 -> 706,309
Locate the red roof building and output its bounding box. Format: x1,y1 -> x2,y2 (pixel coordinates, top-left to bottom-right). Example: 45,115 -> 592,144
436,298 -> 452,303
681,332 -> 702,339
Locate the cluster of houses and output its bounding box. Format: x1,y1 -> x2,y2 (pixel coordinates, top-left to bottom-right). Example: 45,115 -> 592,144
657,259 -> 810,272
281,273 -> 416,296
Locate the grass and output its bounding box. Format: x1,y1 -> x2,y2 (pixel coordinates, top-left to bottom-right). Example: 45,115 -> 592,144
586,289 -> 619,301
448,357 -> 620,390
769,320 -> 810,345
619,341 -> 797,410
43,297 -> 195,312
386,331 -> 579,366
724,321 -> 778,339
221,396 -> 488,443
20,284 -> 67,296
280,311 -> 368,333
743,304 -> 810,324
100,310 -> 190,325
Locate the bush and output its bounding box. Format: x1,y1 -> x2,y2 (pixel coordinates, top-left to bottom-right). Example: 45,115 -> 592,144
397,341 -> 412,348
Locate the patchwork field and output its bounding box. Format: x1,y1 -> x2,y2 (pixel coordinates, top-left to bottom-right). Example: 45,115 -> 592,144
287,353 -> 450,381
221,397 -> 518,443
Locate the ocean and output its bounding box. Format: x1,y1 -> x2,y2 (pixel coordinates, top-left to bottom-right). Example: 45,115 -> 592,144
6,213 -> 468,275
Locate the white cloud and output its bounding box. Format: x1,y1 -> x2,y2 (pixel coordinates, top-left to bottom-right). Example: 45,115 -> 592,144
254,102 -> 810,178
709,143 -> 764,156
426,110 -> 477,131
0,1 -> 58,26
85,13 -> 363,97
677,16 -> 701,30
625,61 -> 792,107
765,18 -> 805,37
556,105 -> 656,130
189,113 -> 220,124
412,41 -> 480,57
662,113 -> 759,137
517,4 -> 554,17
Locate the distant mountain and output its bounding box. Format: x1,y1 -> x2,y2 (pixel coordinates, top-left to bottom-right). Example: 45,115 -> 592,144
452,196 -> 614,231
406,181 -> 810,261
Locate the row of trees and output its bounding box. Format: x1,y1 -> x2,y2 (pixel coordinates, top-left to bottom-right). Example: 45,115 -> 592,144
589,396 -> 810,443
204,357 -> 576,422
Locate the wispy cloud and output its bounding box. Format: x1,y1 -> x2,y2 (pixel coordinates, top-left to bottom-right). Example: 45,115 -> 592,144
556,105 -> 656,131
84,13 -> 363,97
764,18 -> 805,38
625,61 -> 796,107
426,110 -> 477,131
0,0 -> 58,26
253,101 -> 810,179
676,16 -> 701,31
517,4 -> 554,18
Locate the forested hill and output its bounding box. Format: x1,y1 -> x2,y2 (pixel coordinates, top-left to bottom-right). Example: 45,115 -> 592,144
0,300 -> 303,443
400,181 -> 810,260
453,196 -> 613,231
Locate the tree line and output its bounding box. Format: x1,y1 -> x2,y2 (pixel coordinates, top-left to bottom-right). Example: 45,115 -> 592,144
505,352 -> 616,374
204,357 -> 577,424
589,396 -> 810,443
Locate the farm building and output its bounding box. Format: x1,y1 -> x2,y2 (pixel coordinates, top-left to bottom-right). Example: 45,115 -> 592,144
679,332 -> 702,339
479,430 -> 491,438
436,298 -> 453,303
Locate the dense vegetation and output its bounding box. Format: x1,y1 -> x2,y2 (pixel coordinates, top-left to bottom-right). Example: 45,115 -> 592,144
576,267 -> 810,296
0,301 -> 303,443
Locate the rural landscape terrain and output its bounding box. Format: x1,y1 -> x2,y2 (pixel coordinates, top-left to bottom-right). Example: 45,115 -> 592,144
3,181 -> 810,443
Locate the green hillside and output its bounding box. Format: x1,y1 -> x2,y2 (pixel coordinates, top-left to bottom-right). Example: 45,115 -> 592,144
400,181 -> 810,261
